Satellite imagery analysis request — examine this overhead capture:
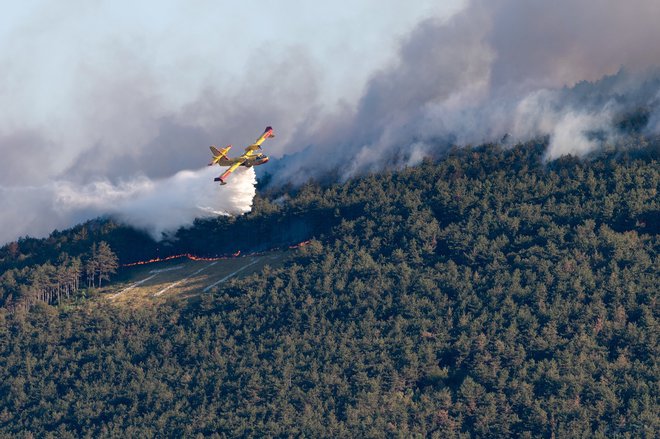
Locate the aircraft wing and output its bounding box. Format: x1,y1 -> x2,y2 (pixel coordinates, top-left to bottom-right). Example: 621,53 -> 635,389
244,126 -> 275,152
214,159 -> 245,185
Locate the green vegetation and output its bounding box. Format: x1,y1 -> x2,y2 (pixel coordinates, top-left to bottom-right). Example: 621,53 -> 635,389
0,140 -> 658,437
0,241 -> 118,312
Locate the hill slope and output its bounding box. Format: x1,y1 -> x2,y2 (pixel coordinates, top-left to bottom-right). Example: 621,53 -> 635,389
0,141 -> 658,437
110,250 -> 290,304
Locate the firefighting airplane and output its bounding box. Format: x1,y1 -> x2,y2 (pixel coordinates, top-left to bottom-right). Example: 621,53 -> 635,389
208,126 -> 274,185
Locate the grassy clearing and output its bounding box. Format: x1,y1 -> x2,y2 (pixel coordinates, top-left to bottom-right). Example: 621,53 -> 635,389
108,250 -> 289,305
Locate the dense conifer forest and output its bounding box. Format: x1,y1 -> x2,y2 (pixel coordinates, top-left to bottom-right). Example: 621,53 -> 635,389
0,140 -> 658,437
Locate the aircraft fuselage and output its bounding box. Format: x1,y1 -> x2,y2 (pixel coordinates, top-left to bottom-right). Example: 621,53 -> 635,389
243,155 -> 270,167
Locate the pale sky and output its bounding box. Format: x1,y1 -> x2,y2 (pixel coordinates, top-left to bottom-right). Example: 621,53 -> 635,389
0,0 -> 465,188
0,1 -> 464,134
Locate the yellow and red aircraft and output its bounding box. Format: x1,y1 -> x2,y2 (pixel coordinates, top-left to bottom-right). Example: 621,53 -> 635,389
208,126 -> 274,185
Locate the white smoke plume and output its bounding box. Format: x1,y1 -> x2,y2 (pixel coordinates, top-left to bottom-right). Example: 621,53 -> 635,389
1,167 -> 255,243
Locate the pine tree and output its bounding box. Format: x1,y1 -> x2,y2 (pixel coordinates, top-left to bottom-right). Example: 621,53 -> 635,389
86,243 -> 98,289
95,241 -> 118,288
68,256 -> 82,298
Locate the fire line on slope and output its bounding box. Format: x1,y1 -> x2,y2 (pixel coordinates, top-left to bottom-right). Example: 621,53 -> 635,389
121,240 -> 311,268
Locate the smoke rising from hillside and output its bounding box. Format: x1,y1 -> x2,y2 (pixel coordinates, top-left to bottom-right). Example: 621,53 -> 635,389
2,0 -> 660,244
0,167 -> 255,243
272,0 -> 660,184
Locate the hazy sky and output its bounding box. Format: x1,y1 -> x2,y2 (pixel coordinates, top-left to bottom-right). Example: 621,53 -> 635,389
0,0 -> 464,181
2,0 -> 660,244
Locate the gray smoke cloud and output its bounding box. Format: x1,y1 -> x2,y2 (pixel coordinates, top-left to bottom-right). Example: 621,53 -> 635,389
2,0 -> 660,244
271,0 -> 660,184
0,42 -> 317,244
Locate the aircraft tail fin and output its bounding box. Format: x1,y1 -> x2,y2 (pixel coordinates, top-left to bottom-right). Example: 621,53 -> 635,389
208,145 -> 231,166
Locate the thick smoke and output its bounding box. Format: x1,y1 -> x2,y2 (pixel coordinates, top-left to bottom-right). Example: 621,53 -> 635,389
0,43 -> 314,245
2,0 -> 660,244
271,0 -> 660,184
0,167 -> 255,243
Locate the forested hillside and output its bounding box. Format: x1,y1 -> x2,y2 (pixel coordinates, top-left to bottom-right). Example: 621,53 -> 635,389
0,140 -> 658,437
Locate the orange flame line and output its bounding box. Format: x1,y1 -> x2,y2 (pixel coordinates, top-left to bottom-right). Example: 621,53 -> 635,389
121,240 -> 311,268
289,240 -> 311,249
